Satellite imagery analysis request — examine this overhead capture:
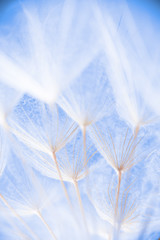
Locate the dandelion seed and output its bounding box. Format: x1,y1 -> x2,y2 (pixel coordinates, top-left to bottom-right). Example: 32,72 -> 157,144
0,154 -> 59,240
9,98 -> 78,217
